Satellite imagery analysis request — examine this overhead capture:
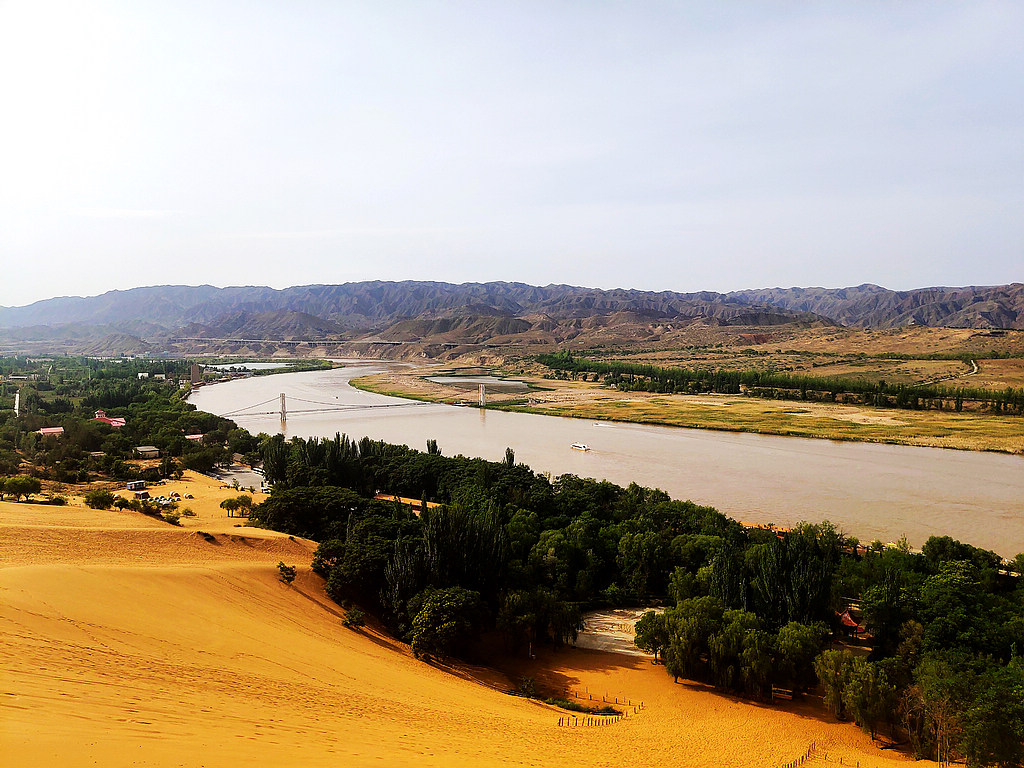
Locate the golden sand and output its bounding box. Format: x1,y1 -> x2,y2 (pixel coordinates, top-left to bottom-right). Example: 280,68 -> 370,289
1,472 -> 929,767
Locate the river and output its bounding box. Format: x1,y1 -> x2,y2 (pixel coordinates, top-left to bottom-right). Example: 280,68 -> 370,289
189,362 -> 1024,557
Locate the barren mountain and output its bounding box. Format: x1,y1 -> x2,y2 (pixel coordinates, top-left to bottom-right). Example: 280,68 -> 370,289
728,283 -> 1024,329
1,280 -> 1020,356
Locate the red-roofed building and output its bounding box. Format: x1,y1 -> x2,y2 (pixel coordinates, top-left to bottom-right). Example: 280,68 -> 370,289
37,426 -> 64,437
92,410 -> 126,428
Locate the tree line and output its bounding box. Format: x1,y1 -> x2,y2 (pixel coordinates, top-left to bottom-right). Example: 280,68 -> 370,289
536,351 -> 1024,414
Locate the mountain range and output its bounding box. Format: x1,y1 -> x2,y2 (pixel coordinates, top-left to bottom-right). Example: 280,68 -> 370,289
0,281 -> 1021,356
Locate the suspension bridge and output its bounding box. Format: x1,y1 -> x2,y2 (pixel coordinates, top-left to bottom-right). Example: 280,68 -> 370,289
217,393 -> 433,422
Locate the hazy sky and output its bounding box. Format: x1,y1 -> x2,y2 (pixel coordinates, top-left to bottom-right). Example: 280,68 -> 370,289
1,1 -> 1021,307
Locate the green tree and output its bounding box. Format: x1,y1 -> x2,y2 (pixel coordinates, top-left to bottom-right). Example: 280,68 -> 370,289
843,658 -> 896,739
634,610 -> 669,662
739,629 -> 776,701
664,596 -> 725,682
498,588 -> 582,654
83,489 -> 116,509
220,494 -> 253,517
617,531 -> 670,600
861,567 -> 908,656
815,649 -> 853,720
220,497 -> 240,516
775,621 -> 830,694
708,609 -> 761,691
409,586 -> 485,660
4,475 -> 42,501
914,656 -> 965,767
919,561 -> 988,654
958,660 -> 1024,768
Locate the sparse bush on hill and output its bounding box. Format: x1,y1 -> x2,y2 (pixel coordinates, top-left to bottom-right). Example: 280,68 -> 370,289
219,494 -> 253,517
277,562 -> 297,585
84,489 -> 116,509
342,607 -> 365,629
2,475 -> 42,501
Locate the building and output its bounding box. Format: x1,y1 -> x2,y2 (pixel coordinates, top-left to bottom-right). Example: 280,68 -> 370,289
135,446 -> 160,459
92,410 -> 127,428
36,426 -> 64,437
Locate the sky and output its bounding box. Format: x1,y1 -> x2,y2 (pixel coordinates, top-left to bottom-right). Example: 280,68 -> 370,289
0,1 -> 1021,308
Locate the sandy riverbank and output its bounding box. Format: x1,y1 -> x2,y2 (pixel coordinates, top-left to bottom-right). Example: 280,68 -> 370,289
1,472 -> 928,767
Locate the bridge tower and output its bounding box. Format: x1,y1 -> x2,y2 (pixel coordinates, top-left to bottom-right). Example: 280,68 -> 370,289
478,383 -> 485,407
280,393 -> 287,423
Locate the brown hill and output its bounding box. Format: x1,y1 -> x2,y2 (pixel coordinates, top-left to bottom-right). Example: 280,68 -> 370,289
729,283 -> 1024,329
2,280 -> 1021,356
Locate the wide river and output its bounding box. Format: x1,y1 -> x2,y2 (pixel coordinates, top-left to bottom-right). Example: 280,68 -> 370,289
190,362 -> 1024,557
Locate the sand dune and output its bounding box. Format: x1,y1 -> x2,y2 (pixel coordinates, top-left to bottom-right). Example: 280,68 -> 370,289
1,472 -> 929,767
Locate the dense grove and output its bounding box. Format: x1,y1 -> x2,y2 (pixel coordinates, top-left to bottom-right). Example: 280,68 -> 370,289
253,433 -> 740,653
253,433 -> 1024,766
0,356 -> 254,483
536,351 -> 1024,414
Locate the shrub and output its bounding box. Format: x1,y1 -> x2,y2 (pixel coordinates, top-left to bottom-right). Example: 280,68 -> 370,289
409,586 -> 485,660
342,607 -> 366,629
543,698 -> 621,716
180,507 -> 196,517
84,489 -> 116,509
162,510 -> 181,525
277,562 -> 297,585
516,676 -> 538,698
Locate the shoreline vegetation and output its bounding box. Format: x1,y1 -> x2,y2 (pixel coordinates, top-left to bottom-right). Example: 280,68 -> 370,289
200,358 -> 335,379
350,369 -> 1024,455
4,355 -> 1024,766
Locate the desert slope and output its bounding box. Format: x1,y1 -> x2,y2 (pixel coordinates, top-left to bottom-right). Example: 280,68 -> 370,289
1,474 -> 928,767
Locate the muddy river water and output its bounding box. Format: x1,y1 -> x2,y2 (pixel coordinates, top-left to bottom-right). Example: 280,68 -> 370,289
190,362 -> 1024,557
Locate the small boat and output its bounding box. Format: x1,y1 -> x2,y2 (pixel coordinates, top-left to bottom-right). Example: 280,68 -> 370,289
570,443 -> 591,451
